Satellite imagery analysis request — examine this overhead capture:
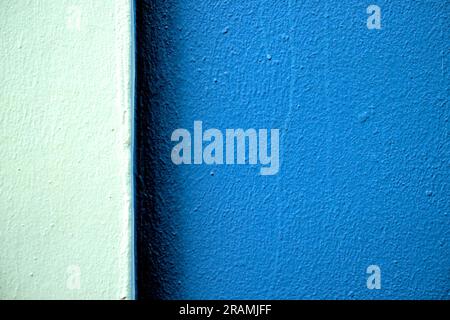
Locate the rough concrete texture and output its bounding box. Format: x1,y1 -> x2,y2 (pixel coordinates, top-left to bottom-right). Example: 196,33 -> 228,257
0,1 -> 133,299
136,0 -> 449,299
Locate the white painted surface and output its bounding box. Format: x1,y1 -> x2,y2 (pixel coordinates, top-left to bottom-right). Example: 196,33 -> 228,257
0,0 -> 133,299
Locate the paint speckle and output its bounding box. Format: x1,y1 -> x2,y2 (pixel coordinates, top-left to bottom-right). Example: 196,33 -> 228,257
358,111 -> 370,123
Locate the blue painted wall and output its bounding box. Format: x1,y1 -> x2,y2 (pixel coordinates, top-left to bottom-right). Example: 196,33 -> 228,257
136,0 -> 449,299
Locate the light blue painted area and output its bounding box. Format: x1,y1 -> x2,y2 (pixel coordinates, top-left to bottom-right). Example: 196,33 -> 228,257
0,0 -> 133,299
136,0 -> 449,299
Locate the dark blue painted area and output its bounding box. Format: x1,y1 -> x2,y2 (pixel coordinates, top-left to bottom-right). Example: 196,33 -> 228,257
135,0 -> 449,299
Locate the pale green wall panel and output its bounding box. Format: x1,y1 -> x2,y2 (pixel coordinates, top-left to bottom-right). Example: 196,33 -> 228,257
0,0 -> 133,299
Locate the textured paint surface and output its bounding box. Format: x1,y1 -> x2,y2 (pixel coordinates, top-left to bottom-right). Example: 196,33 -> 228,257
136,0 -> 449,299
0,1 -> 133,299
